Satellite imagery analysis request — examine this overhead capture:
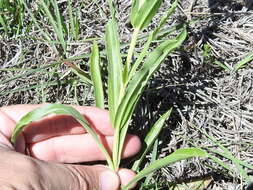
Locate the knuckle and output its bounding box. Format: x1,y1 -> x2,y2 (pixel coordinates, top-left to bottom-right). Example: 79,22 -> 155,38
0,151 -> 45,189
65,165 -> 89,190
15,157 -> 45,189
21,157 -> 39,173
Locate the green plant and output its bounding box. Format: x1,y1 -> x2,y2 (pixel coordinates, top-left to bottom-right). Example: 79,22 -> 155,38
234,51 -> 253,71
11,0 -> 207,189
23,0 -> 81,56
202,43 -> 230,71
188,122 -> 253,185
0,0 -> 25,35
202,43 -> 253,71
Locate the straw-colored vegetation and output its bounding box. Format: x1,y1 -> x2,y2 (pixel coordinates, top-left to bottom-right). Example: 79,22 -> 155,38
1,0 -> 253,189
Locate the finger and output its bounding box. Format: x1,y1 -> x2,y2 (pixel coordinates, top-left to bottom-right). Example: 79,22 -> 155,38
1,104 -> 114,141
29,134 -> 141,163
118,168 -> 137,189
46,163 -> 136,190
45,163 -> 120,190
64,165 -> 136,190
62,165 -> 136,190
0,109 -> 25,153
0,132 -> 14,150
0,108 -> 21,139
0,146 -> 120,190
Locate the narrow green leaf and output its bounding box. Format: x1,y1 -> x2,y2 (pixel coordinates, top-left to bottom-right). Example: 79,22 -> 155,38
11,104 -> 114,169
129,0 -> 178,80
123,27 -> 140,84
132,108 -> 172,171
23,3 -> 58,53
129,0 -> 139,25
89,41 -> 105,109
106,0 -> 116,18
64,62 -> 92,85
123,148 -> 207,190
0,62 -> 60,85
114,28 -> 187,170
50,0 -> 66,50
131,0 -> 162,30
234,51 -> 253,71
206,152 -> 234,172
142,139 -> 159,186
128,32 -> 153,81
208,148 -> 253,181
214,61 -> 230,71
115,28 -> 187,131
189,123 -> 251,183
67,0 -> 78,40
113,120 -> 130,170
0,14 -> 7,34
153,0 -> 178,38
105,18 -> 123,125
105,18 -> 123,170
40,0 -> 66,52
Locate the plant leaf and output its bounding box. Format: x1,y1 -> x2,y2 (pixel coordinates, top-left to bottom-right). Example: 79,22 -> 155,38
153,0 -> 178,38
123,148 -> 207,190
67,0 -> 79,40
64,62 -> 92,85
208,148 -> 252,182
89,41 -> 105,109
142,138 -> 159,187
23,3 -> 58,53
234,51 -> 253,71
50,0 -> 66,50
128,32 -> 153,81
214,60 -> 230,71
168,177 -> 212,190
10,104 -> 114,169
106,0 -> 116,18
131,0 -> 162,30
40,0 -> 66,52
115,28 -> 187,131
206,152 -> 233,172
114,28 -> 187,170
129,0 -> 179,80
189,122 -> 251,183
105,18 -> 123,125
132,108 -> 172,171
0,14 -> 7,34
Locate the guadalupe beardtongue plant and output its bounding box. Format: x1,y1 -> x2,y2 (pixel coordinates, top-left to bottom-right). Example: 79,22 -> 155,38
11,0 -> 207,189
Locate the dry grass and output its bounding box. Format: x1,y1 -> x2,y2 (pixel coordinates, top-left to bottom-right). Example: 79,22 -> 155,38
0,0 -> 252,189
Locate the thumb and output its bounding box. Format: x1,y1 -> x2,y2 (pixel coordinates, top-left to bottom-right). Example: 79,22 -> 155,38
68,165 -> 120,190
45,163 -> 120,190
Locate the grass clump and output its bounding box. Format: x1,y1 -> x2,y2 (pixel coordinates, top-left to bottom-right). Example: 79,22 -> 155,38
10,0 -> 208,189
0,0 -> 25,36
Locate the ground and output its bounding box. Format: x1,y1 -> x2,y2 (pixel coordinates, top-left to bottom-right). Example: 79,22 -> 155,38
0,0 -> 253,189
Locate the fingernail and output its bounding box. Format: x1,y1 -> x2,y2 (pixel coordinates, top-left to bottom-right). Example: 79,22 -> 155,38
99,170 -> 119,190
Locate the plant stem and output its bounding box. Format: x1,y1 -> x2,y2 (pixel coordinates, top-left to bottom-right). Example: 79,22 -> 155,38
107,0 -> 115,17
98,147 -> 115,172
112,29 -> 140,171
124,27 -> 140,83
112,126 -> 121,171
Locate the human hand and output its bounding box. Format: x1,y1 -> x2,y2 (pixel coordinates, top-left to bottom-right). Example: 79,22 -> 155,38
0,104 -> 141,190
